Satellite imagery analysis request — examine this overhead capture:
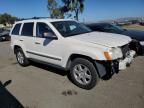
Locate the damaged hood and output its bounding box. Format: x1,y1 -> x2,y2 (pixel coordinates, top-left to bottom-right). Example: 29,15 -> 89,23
69,32 -> 131,48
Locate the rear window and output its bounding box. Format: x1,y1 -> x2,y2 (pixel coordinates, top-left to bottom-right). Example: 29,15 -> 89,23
21,23 -> 34,36
12,23 -> 21,35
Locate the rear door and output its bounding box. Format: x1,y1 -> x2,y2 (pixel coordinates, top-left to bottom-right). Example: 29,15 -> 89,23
20,22 -> 35,58
11,23 -> 22,47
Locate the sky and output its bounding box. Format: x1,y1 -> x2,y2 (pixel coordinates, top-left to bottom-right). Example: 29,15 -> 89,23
0,0 -> 144,22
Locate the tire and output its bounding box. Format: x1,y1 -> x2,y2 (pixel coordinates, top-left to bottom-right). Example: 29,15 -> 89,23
15,48 -> 30,66
70,58 -> 99,90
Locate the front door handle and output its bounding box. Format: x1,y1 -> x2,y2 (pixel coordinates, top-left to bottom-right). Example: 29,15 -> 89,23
19,39 -> 23,41
35,42 -> 41,45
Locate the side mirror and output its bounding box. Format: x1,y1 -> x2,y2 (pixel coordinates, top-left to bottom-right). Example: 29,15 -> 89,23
43,32 -> 57,40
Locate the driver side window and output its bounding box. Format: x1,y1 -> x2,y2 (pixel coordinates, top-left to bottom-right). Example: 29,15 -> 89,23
36,22 -> 55,38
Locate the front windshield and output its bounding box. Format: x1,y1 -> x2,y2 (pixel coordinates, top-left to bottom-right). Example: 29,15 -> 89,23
103,24 -> 125,33
51,21 -> 92,37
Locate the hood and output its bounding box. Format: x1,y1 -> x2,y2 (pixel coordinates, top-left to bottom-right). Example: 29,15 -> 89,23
69,32 -> 131,48
122,29 -> 144,41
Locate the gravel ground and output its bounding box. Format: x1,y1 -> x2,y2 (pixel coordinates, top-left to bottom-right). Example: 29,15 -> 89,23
0,41 -> 144,108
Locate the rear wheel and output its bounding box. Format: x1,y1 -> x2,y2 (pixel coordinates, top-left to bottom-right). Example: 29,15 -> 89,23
70,58 -> 99,90
15,48 -> 30,66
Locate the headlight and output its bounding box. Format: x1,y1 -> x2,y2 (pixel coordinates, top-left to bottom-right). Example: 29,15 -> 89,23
110,47 -> 123,59
104,48 -> 123,60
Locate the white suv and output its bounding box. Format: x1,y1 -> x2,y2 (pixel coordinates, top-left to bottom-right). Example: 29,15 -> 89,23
10,18 -> 135,89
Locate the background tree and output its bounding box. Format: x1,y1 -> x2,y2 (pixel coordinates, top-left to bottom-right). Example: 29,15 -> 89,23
0,13 -> 17,25
9,16 -> 18,24
62,0 -> 84,20
47,0 -> 64,18
0,13 -> 11,25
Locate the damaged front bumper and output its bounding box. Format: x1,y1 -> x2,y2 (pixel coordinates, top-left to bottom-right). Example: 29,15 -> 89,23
119,50 -> 136,70
95,50 -> 136,78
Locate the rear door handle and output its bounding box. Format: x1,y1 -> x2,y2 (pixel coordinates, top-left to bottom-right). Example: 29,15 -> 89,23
35,42 -> 41,45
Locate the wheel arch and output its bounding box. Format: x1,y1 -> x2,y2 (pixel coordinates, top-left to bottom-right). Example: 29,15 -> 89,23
65,54 -> 107,78
14,45 -> 21,54
13,45 -> 29,58
66,54 -> 96,70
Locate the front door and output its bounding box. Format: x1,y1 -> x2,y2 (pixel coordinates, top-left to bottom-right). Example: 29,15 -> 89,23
31,22 -> 63,65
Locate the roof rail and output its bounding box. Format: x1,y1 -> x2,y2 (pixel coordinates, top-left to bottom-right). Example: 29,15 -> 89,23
18,17 -> 51,21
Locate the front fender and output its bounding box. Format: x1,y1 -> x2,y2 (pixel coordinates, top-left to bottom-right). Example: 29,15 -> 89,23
61,47 -> 107,68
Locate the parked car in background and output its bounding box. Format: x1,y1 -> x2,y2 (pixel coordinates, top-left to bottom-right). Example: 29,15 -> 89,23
86,23 -> 144,55
139,22 -> 144,26
0,27 -> 11,41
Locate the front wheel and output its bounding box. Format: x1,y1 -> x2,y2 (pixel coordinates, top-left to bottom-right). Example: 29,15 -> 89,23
15,48 -> 30,66
70,58 -> 99,90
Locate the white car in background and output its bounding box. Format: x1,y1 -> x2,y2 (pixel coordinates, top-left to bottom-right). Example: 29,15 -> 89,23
10,18 -> 135,89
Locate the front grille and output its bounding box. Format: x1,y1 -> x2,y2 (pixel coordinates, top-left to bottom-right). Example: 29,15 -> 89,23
121,44 -> 130,58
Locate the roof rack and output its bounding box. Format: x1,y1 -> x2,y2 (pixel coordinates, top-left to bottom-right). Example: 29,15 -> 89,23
18,17 -> 51,21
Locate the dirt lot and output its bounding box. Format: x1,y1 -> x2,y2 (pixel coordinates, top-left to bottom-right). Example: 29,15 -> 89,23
0,41 -> 144,108
123,24 -> 144,30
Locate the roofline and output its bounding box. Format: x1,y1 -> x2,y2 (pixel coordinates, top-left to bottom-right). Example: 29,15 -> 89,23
15,18 -> 75,23
18,17 -> 51,21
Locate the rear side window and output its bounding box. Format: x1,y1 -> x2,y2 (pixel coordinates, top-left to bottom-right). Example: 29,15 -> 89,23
21,23 -> 34,36
12,23 -> 21,35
